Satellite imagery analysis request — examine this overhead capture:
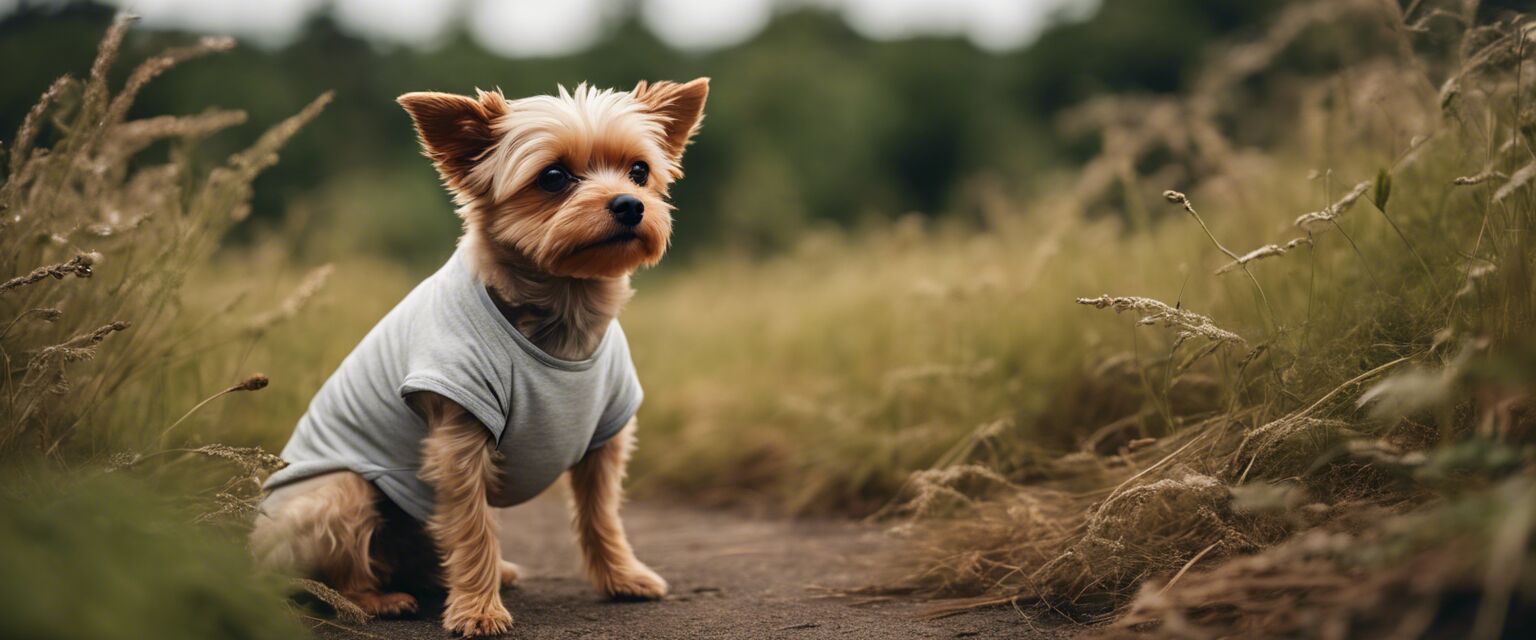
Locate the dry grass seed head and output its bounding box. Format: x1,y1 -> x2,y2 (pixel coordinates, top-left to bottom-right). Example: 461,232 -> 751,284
104,109 -> 249,168
1493,161 -> 1535,202
1215,243 -> 1288,275
1231,417 -> 1352,480
79,14 -> 134,124
194,92 -> 333,222
0,253 -> 96,295
190,443 -> 285,475
291,578 -> 370,625
6,75 -> 73,179
1456,262 -> 1498,298
247,264 -> 335,334
1294,179 -> 1373,231
1453,170 -> 1508,186
1076,295 -> 1245,346
22,321 -> 130,394
103,36 -> 235,129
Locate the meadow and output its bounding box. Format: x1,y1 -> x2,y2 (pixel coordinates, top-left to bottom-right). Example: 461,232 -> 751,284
1,2 -> 1534,638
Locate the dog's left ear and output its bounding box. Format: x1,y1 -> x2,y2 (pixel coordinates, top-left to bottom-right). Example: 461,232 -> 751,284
397,90 -> 508,193
632,78 -> 709,163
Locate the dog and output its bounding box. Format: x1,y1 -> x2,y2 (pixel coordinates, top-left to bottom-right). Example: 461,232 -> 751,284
249,78 -> 708,637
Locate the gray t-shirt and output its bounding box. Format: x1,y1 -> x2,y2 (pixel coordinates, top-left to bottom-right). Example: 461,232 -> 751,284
264,246 -> 643,522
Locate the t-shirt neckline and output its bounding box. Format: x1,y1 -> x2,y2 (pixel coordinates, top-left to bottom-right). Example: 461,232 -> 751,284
457,248 -> 612,372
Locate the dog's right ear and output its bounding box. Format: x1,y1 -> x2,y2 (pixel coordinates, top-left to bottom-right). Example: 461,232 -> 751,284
397,90 -> 507,192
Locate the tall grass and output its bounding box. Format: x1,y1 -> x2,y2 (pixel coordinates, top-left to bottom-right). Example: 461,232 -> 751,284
616,1 -> 1536,635
0,16 -> 338,638
619,0 -> 1468,515
0,16 -> 332,459
847,4 -> 1536,637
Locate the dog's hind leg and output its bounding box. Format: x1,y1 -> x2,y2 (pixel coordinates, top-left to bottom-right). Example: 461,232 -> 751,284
251,471 -> 418,617
498,559 -> 522,588
568,418 -> 668,600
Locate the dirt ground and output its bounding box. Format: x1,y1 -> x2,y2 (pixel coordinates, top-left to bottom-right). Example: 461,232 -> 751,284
308,487 -> 1058,640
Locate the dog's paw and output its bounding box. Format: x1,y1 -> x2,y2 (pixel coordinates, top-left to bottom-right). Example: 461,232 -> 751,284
498,560 -> 522,588
593,561 -> 669,601
349,591 -> 418,617
442,594 -> 512,637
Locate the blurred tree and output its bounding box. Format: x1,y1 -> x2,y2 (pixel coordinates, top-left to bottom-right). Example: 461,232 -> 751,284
0,0 -> 1285,266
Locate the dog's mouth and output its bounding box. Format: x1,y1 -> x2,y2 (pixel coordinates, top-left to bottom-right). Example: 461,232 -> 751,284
575,230 -> 641,253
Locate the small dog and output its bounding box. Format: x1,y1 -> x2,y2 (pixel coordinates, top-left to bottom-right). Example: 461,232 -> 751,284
250,79 -> 708,637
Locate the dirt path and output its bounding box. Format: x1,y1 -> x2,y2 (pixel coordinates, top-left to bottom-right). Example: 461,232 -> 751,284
311,489 -> 1057,640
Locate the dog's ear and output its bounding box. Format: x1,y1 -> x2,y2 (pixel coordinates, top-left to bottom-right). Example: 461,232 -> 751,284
632,78 -> 709,163
397,90 -> 507,192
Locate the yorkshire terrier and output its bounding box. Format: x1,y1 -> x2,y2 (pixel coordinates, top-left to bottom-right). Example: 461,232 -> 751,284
250,78 -> 708,637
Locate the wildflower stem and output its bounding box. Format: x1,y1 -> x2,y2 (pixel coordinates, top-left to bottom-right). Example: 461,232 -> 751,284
1164,191 -> 1279,330
0,308 -> 62,341
1328,219 -> 1381,288
158,374 -> 268,445
1367,198 -> 1433,279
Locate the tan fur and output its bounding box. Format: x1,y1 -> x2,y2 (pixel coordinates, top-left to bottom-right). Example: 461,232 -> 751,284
462,232 -> 634,361
396,90 -> 508,197
498,559 -> 522,588
568,419 -> 668,599
415,392 -> 513,636
250,472 -> 419,616
414,80 -> 708,359
257,80 -> 706,637
631,78 -> 709,173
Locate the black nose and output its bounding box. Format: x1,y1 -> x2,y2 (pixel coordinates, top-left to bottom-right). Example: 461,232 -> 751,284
608,194 -> 644,227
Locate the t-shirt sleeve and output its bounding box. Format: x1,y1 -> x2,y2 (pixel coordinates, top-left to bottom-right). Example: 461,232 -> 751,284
400,371 -> 509,442
588,342 -> 643,451
390,255 -> 515,443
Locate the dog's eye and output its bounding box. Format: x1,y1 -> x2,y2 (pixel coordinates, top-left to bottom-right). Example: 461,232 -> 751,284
537,165 -> 574,193
628,161 -> 649,186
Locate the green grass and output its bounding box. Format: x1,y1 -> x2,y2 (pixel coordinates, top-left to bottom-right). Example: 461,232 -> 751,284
0,475 -> 306,640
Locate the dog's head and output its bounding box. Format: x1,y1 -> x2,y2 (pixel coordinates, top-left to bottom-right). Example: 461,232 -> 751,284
398,79 -> 708,279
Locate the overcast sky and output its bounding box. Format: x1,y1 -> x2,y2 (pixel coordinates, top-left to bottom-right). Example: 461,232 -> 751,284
0,0 -> 1099,57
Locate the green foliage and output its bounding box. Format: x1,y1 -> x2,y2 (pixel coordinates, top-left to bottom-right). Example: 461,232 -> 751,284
0,475 -> 305,640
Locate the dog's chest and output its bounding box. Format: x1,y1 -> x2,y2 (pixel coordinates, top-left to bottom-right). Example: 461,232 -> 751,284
482,368 -> 617,507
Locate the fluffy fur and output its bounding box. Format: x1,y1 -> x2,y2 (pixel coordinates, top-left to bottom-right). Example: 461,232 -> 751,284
250,79 -> 707,637
569,419 -> 668,599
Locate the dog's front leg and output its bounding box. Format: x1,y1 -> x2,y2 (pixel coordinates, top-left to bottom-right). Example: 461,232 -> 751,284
416,392 -> 513,637
568,418 -> 668,599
